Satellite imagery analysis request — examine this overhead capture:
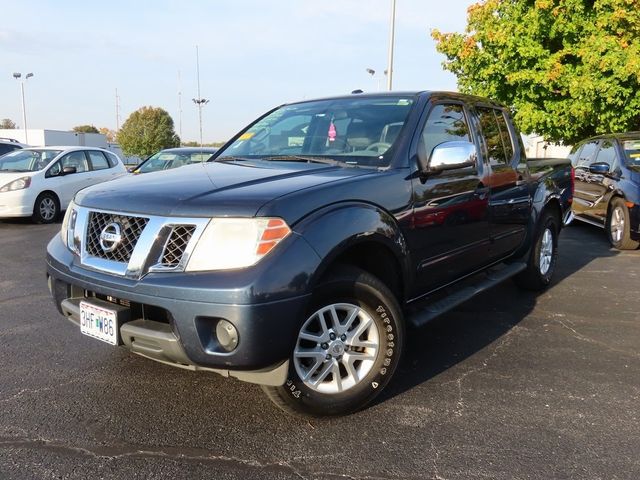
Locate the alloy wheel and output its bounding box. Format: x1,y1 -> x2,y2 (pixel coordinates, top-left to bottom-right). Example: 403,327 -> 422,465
293,303 -> 380,394
610,207 -> 624,244
539,228 -> 554,275
40,198 -> 57,221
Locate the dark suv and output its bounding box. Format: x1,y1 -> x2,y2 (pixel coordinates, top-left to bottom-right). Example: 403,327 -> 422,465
569,132 -> 640,249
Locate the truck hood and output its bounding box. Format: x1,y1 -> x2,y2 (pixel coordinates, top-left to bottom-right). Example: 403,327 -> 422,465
75,161 -> 373,217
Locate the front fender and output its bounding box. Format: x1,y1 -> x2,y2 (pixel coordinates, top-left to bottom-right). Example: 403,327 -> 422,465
294,202 -> 411,295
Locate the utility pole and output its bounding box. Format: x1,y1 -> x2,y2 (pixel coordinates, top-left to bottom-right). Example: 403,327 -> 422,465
12,72 -> 34,144
177,70 -> 183,141
192,45 -> 209,148
115,88 -> 121,132
386,0 -> 397,91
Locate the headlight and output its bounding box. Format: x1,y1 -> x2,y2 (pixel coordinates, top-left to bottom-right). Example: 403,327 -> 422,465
0,176 -> 31,192
186,217 -> 291,271
60,201 -> 78,252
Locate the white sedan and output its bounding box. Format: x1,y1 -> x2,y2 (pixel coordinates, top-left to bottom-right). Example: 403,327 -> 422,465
0,146 -> 126,223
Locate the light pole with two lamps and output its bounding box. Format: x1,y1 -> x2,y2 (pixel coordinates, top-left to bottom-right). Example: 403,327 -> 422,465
12,72 -> 34,144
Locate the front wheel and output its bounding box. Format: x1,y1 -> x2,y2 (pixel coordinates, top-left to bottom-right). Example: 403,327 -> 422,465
514,211 -> 559,291
32,192 -> 59,224
262,266 -> 404,417
606,198 -> 639,250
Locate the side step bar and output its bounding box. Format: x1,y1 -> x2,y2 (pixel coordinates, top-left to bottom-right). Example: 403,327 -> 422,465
408,262 -> 527,328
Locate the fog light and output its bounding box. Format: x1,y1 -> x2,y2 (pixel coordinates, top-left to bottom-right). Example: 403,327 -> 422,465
215,320 -> 238,352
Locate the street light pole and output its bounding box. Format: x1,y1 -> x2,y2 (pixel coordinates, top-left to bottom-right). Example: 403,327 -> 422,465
386,0 -> 397,91
192,45 -> 209,149
12,72 -> 33,143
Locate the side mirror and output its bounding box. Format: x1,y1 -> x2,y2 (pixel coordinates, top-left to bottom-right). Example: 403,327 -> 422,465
421,141 -> 477,173
589,162 -> 610,175
61,166 -> 77,175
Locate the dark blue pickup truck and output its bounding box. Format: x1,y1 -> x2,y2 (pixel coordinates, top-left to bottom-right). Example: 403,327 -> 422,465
47,92 -> 573,416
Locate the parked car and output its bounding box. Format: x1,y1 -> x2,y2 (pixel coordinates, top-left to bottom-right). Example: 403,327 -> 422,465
569,132 -> 640,249
0,137 -> 27,156
47,92 -> 573,416
0,146 -> 126,223
131,147 -> 218,174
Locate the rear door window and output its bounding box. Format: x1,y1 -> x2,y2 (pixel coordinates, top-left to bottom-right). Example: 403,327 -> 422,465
87,151 -> 110,170
476,107 -> 507,165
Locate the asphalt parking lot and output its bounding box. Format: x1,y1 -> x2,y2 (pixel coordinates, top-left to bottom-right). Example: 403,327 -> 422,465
0,219 -> 638,480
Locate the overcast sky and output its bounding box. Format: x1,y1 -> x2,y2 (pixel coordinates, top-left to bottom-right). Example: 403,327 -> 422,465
0,0 -> 474,143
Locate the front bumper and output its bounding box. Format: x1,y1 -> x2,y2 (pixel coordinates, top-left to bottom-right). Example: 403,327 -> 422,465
47,233 -> 320,385
0,189 -> 36,217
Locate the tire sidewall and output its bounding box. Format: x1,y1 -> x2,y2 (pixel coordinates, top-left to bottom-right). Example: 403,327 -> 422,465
281,272 -> 403,416
33,193 -> 59,224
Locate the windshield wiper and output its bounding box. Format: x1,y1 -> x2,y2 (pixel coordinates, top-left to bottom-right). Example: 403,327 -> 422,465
214,156 -> 253,163
262,155 -> 340,166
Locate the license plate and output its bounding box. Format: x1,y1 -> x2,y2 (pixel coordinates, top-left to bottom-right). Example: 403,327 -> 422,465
80,301 -> 118,345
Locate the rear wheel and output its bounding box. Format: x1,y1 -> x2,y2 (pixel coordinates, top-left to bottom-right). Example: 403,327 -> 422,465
32,192 -> 59,224
606,198 -> 639,250
262,266 -> 404,417
515,211 -> 559,291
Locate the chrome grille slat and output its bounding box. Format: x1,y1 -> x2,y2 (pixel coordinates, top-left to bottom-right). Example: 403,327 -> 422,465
160,225 -> 196,267
85,212 -> 149,262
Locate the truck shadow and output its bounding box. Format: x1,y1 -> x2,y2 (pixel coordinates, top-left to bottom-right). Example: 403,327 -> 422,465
374,221 -> 620,406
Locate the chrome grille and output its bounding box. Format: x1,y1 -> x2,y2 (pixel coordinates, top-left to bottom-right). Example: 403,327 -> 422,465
160,225 -> 196,267
86,212 -> 149,262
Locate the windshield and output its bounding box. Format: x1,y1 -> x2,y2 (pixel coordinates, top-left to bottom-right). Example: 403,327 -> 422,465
216,96 -> 415,167
622,139 -> 640,170
0,149 -> 62,172
136,150 -> 216,173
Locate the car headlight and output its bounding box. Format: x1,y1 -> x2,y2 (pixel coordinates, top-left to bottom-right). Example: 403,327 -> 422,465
0,176 -> 31,192
186,217 -> 291,271
60,201 -> 79,252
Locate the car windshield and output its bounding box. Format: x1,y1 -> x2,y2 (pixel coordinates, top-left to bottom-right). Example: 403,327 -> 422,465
0,149 -> 62,172
136,151 -> 216,173
622,139 -> 640,170
216,96 -> 415,167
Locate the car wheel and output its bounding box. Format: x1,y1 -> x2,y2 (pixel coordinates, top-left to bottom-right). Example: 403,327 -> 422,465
606,198 -> 639,250
262,266 -> 404,417
32,192 -> 59,224
515,211 -> 559,291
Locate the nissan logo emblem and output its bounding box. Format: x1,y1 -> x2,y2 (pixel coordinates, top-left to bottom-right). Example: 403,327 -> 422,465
99,222 -> 123,253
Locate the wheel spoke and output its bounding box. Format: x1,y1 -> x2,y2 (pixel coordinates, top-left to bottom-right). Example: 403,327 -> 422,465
331,361 -> 342,392
309,361 -> 334,387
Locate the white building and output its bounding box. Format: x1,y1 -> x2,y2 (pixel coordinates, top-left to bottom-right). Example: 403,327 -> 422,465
0,128 -> 135,163
522,134 -> 573,159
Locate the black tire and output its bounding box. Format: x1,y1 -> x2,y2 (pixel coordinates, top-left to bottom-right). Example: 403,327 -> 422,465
514,211 -> 559,291
606,198 -> 639,250
262,266 -> 404,417
32,192 -> 60,224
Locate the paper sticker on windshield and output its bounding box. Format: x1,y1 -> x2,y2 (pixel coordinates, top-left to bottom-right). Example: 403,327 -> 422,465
630,153 -> 640,158
239,132 -> 255,141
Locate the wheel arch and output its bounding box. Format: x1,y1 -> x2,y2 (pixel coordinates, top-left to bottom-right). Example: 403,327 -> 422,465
296,202 -> 411,303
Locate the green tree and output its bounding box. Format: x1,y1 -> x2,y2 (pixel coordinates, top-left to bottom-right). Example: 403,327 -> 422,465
72,125 -> 100,133
98,127 -> 117,143
0,118 -> 17,129
432,0 -> 640,144
116,106 -> 180,158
